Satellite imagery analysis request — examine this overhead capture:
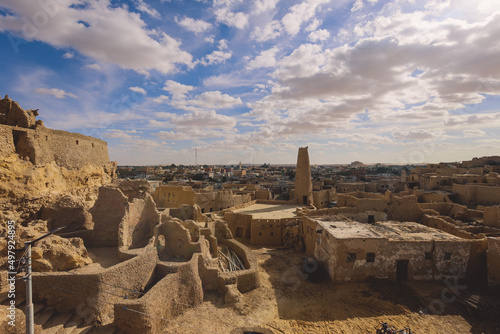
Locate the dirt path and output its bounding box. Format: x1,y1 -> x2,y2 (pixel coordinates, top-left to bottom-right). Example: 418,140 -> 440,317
162,246 -> 496,334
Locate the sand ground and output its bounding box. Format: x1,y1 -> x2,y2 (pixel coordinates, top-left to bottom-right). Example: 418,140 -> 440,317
162,246 -> 499,334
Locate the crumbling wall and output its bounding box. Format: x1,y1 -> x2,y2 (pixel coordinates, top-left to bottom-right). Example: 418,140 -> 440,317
387,195 -> 424,222
119,193 -> 160,250
153,185 -> 252,212
483,206 -> 500,227
303,216 -> 319,256
452,183 -> 500,206
487,237 -> 500,288
114,256 -> 203,333
418,202 -> 482,221
0,96 -> 37,128
88,187 -> 128,247
0,125 -> 15,158
32,249 -> 158,325
421,192 -> 452,203
153,217 -> 201,261
224,212 -> 252,239
312,188 -> 336,208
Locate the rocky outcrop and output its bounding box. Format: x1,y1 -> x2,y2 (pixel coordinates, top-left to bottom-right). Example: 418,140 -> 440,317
0,154 -> 114,203
31,235 -> 92,271
0,219 -> 92,272
40,195 -> 93,231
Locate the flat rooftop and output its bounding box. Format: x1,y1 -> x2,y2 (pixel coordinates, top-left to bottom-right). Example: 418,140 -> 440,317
314,219 -> 462,241
233,203 -> 301,219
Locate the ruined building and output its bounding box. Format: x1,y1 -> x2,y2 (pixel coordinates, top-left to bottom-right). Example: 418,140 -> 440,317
0,95 -> 111,168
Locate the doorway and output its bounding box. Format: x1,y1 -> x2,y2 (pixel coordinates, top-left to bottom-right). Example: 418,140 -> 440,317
303,196 -> 308,204
396,259 -> 409,282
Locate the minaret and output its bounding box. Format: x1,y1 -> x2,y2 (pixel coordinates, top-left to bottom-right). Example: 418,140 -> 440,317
295,147 -> 312,205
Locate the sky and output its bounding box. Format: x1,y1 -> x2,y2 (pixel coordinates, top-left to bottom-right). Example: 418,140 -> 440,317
0,0 -> 499,166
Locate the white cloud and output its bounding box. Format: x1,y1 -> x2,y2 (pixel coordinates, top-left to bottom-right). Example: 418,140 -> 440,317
163,80 -> 195,99
218,39 -> 229,50
187,91 -> 242,109
307,29 -> 330,42
305,18 -> 321,32
463,128 -> 486,137
151,95 -> 170,104
0,0 -> 192,74
129,86 -> 147,95
392,130 -> 448,141
281,0 -> 331,36
62,52 -> 74,59
252,20 -> 283,42
34,88 -> 77,99
197,50 -> 232,66
152,109 -> 237,129
247,47 -> 280,69
253,0 -> 280,14
215,8 -> 249,29
351,0 -> 363,12
135,0 -> 160,19
85,63 -> 102,71
176,17 -> 212,33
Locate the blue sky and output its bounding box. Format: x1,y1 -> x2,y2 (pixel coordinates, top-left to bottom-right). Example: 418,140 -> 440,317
0,0 -> 499,165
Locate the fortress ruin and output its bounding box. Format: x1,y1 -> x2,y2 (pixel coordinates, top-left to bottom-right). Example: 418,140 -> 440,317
1,101 -> 499,333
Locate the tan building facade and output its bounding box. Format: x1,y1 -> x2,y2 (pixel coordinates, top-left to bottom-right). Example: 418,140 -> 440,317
294,147 -> 313,205
303,218 -> 472,282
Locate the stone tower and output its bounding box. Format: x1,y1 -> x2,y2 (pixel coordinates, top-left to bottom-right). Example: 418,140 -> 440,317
295,147 -> 312,205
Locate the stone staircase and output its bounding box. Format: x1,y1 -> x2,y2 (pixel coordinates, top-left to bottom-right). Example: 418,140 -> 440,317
1,292 -> 119,333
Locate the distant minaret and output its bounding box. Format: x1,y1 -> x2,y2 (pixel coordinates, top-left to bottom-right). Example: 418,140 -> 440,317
295,147 -> 313,205
239,161 -> 242,170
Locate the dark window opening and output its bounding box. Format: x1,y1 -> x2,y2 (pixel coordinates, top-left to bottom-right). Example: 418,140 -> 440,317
258,232 -> 262,236
347,253 -> 356,263
303,195 -> 308,204
270,232 -> 274,237
235,227 -> 243,238
366,252 -> 375,263
201,208 -> 205,213
92,143 -> 94,148
444,252 -> 452,260
45,136 -> 48,141
367,215 -> 375,224
209,208 -> 213,212
76,140 -> 79,145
